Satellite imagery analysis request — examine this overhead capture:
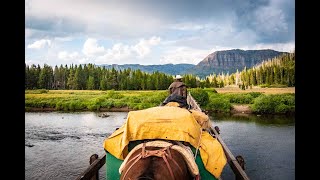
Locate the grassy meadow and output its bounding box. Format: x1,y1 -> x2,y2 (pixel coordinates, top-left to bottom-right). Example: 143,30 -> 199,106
25,87 -> 295,114
214,86 -> 295,94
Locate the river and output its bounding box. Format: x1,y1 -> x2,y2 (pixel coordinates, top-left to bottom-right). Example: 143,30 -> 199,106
25,112 -> 295,180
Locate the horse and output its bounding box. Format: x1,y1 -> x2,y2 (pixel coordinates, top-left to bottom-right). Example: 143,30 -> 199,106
119,141 -> 200,180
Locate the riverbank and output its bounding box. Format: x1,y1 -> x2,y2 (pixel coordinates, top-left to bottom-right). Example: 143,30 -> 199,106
26,106 -> 134,112
26,104 -> 254,114
231,104 -> 252,114
25,87 -> 295,114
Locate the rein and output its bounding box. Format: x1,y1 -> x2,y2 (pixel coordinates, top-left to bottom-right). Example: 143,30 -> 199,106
121,143 -> 183,180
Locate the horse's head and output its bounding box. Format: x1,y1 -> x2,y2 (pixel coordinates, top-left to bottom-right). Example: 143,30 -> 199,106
119,141 -> 197,180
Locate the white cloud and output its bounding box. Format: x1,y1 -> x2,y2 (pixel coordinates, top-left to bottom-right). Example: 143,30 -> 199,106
133,36 -> 161,57
58,51 -> 80,61
25,0 -> 294,66
25,0 -> 165,39
27,39 -> 52,49
90,36 -> 161,64
25,28 -> 33,39
244,42 -> 295,52
54,36 -> 74,42
82,38 -> 106,57
26,36 -> 162,66
168,22 -> 207,31
95,43 -> 132,64
160,47 -> 213,65
25,59 -> 43,66
79,57 -> 90,64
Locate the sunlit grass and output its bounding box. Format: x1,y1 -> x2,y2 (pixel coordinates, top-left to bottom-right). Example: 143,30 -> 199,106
214,86 -> 295,94
25,89 -> 168,111
25,88 -> 295,114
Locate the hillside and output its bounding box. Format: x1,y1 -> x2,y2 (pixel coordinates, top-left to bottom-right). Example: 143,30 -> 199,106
188,49 -> 287,77
97,49 -> 288,78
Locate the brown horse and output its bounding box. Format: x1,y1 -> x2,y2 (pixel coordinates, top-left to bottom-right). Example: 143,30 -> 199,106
119,141 -> 199,180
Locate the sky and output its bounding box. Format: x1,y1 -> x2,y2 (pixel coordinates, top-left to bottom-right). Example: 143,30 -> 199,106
25,0 -> 295,67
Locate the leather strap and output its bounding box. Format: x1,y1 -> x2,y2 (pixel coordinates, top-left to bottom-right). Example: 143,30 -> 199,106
121,143 -> 185,180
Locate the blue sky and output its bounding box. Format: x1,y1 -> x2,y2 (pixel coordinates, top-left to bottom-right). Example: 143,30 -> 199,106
25,0 -> 295,67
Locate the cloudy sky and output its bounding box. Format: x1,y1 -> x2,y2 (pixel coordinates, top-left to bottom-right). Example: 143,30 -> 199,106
25,0 -> 295,67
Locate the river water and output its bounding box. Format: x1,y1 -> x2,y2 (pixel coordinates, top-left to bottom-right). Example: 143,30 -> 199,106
25,112 -> 295,180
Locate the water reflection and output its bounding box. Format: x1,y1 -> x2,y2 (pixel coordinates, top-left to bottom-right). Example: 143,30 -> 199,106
208,113 -> 295,180
209,113 -> 295,126
25,112 -> 294,180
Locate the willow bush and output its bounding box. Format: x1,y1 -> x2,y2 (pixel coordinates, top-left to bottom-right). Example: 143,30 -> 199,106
251,94 -> 295,114
189,88 -> 209,106
206,97 -> 231,113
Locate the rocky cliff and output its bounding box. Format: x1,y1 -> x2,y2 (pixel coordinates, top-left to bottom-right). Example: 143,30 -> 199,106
189,49 -> 286,77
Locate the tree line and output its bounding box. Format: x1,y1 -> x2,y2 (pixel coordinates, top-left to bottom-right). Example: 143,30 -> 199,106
25,64 -> 202,90
25,52 -> 295,90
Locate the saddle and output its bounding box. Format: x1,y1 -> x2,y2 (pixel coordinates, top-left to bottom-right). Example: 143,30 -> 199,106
119,140 -> 200,178
162,94 -> 189,108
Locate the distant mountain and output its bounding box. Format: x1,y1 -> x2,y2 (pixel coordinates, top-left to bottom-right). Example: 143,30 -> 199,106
99,63 -> 195,75
188,49 -> 287,77
98,49 -> 288,78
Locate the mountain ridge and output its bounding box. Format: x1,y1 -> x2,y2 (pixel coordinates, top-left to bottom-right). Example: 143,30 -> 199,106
98,49 -> 288,77
98,63 -> 194,75
190,49 -> 287,77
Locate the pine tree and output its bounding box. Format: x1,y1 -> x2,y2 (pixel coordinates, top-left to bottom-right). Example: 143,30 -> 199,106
38,64 -> 54,89
67,69 -> 76,89
87,76 -> 95,90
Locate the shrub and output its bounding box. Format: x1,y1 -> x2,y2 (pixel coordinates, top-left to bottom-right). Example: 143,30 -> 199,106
67,101 -> 86,111
251,94 -> 295,114
224,93 -> 254,104
87,104 -> 101,111
275,104 -> 293,113
114,101 -> 127,108
259,84 -> 270,88
189,88 -> 209,106
206,98 -> 231,113
248,92 -> 263,98
251,95 -> 275,113
140,93 -> 166,104
127,102 -> 137,109
105,90 -> 124,99
94,97 -> 107,105
55,101 -> 63,110
33,101 -> 46,108
100,100 -> 115,109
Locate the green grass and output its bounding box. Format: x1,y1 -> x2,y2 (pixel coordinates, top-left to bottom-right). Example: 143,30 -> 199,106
251,93 -> 295,114
25,89 -> 168,111
25,89 -> 295,114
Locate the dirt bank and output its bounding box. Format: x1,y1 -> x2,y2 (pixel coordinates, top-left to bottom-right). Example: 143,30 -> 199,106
230,104 -> 252,114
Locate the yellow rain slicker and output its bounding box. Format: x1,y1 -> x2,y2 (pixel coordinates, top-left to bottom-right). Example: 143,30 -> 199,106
103,106 -> 227,178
